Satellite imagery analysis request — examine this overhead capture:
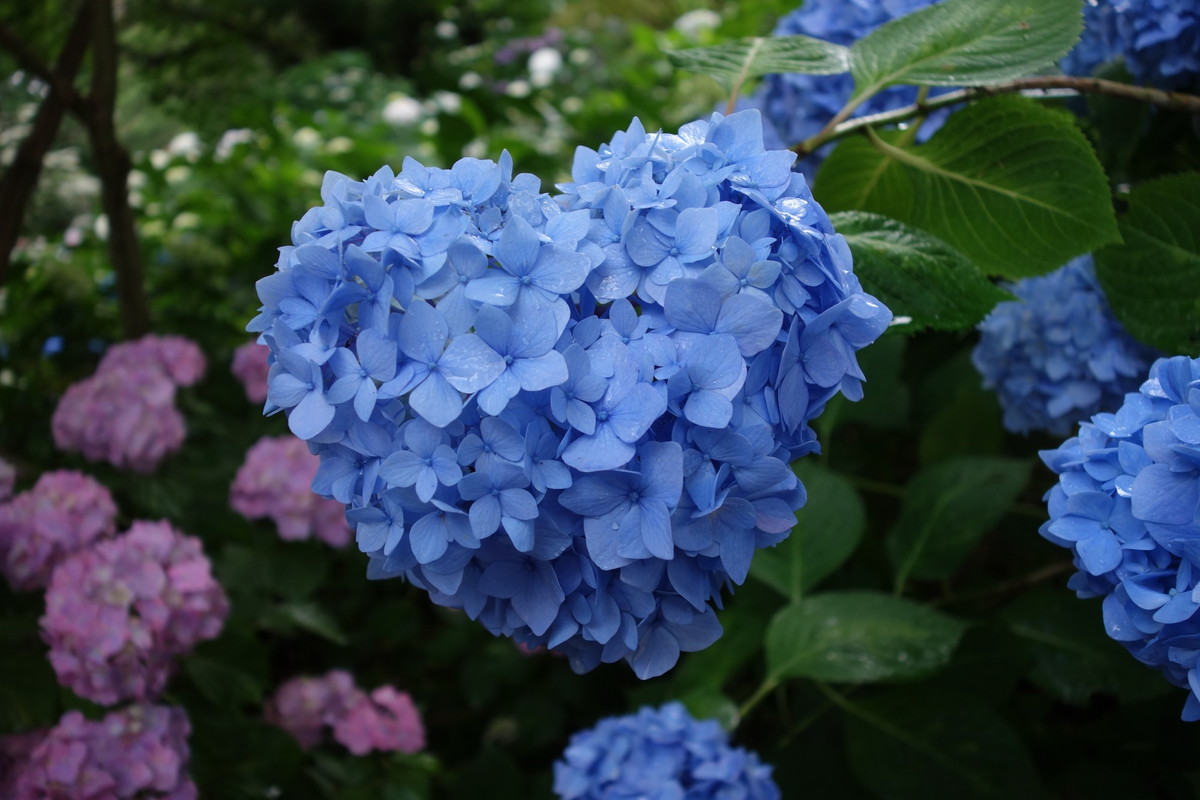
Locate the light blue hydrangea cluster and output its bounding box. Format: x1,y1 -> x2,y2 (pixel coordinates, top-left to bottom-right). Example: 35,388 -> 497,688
1040,356 -> 1200,719
249,109 -> 890,679
972,256 -> 1157,436
740,0 -> 945,171
1061,0 -> 1199,89
553,702 -> 780,799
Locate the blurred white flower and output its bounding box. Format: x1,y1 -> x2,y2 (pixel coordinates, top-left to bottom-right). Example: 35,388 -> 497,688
433,91 -> 462,114
93,214 -> 109,241
435,20 -> 458,39
459,72 -> 483,90
215,129 -> 254,161
292,127 -> 321,149
674,9 -> 721,38
325,136 -> 353,155
149,150 -> 170,170
383,95 -> 422,126
505,79 -> 531,98
164,166 -> 191,185
528,47 -> 562,88
167,131 -> 202,161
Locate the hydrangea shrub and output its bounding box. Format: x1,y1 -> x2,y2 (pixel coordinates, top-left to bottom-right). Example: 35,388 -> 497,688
0,470 -> 118,591
10,705 -> 196,800
972,256 -> 1157,436
553,702 -> 779,799
51,334 -> 206,472
230,435 -> 351,546
41,520 -> 228,705
250,109 -> 889,678
265,670 -> 426,755
1040,356 -> 1200,718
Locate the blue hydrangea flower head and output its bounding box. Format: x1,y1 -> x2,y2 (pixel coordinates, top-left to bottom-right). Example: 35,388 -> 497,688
1040,356 -> 1200,719
972,256 -> 1157,436
250,109 -> 889,679
553,702 -> 781,799
738,0 -> 946,174
1061,0 -> 1199,89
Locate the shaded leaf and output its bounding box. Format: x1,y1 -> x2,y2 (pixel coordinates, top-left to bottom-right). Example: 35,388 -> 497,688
766,592 -> 966,683
844,686 -> 1049,799
850,0 -> 1082,98
262,601 -> 349,645
752,462 -> 865,601
1094,173 -> 1200,356
668,35 -> 850,91
888,456 -> 1031,587
832,211 -> 1012,331
816,96 -> 1119,278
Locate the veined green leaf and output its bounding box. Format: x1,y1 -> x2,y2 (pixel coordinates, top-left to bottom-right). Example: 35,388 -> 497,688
832,211 -> 1012,331
668,35 -> 850,92
816,95 -> 1119,278
1095,173 -> 1200,356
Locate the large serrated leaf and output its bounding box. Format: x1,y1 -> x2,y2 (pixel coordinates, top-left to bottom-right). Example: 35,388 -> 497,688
766,592 -> 965,683
667,35 -> 850,91
751,462 -> 865,601
844,686 -> 1049,799
849,0 -> 1082,100
831,211 -> 1012,331
1094,174 -> 1200,356
887,456 -> 1031,588
816,95 -> 1118,278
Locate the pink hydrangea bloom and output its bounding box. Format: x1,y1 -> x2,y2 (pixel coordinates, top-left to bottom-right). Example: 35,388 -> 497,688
41,521 -> 228,705
231,340 -> 270,404
12,705 -> 196,800
264,670 -> 362,749
334,686 -> 426,756
230,436 -> 350,547
98,335 -> 207,388
0,470 -> 118,591
51,334 -> 206,473
265,671 -> 425,755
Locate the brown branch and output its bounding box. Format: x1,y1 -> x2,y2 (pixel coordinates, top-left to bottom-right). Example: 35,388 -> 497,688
83,0 -> 150,337
795,75 -> 1200,157
0,3 -> 91,286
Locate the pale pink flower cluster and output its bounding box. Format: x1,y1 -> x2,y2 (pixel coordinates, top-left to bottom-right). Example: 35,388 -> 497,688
41,521 -> 228,705
230,436 -> 350,547
0,470 -> 118,591
11,705 -> 196,799
231,340 -> 270,404
51,334 -> 206,472
265,670 -> 425,755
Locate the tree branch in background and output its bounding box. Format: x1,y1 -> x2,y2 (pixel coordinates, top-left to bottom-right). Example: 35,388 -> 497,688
0,5 -> 91,287
83,0 -> 150,337
796,75 -> 1200,157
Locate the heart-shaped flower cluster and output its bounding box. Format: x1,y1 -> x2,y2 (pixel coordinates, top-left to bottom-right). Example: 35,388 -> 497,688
250,110 -> 890,678
1040,356 -> 1200,718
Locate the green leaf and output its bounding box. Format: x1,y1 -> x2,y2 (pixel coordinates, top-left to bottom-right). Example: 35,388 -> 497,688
832,211 -> 1012,331
843,686 -> 1048,799
262,601 -> 349,645
766,592 -> 966,683
1003,588 -> 1169,705
751,462 -> 865,601
667,35 -> 850,91
816,96 -> 1119,278
887,456 -> 1031,587
849,0 -> 1082,99
1094,173 -> 1200,356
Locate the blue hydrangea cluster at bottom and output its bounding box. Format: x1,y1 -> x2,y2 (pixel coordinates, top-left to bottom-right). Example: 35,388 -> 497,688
1040,356 -> 1200,719
553,702 -> 780,799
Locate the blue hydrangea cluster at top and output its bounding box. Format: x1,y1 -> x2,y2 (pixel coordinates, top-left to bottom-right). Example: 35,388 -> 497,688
740,0 -> 946,172
1060,0 -> 1199,90
249,109 -> 890,679
1040,356 -> 1200,719
553,702 -> 780,799
971,256 -> 1157,436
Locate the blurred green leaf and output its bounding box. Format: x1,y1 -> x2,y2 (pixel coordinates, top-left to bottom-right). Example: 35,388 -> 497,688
262,601 -> 349,646
0,651 -> 59,730
1003,588 -> 1169,705
183,655 -> 267,708
843,686 -> 1048,799
832,211 -> 1012,332
667,35 -> 850,91
849,0 -> 1081,97
817,96 -> 1119,279
766,592 -> 966,683
887,456 -> 1031,587
839,333 -> 910,429
751,463 -> 866,601
1094,173 -> 1200,356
